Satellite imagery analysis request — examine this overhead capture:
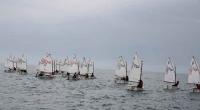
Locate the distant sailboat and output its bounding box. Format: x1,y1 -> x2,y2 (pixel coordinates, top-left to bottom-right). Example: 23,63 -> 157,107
114,56 -> 128,84
79,57 -> 89,78
4,55 -> 17,73
188,56 -> 200,92
60,57 -> 70,74
36,53 -> 55,79
64,55 -> 79,80
164,57 -> 179,90
127,53 -> 143,91
87,58 -> 95,78
16,54 -> 27,74
79,57 -> 95,79
55,59 -> 61,74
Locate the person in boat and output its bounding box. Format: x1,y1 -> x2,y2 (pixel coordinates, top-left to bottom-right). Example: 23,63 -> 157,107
172,81 -> 179,87
13,67 -> 16,71
91,73 -> 94,78
137,80 -> 143,88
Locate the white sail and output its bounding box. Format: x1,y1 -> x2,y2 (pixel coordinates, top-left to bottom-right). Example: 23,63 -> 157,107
5,56 -> 14,69
164,57 -> 176,83
5,55 -> 17,69
68,56 -> 79,73
129,53 -> 143,82
188,57 -> 200,84
39,54 -> 53,73
60,58 -> 70,72
79,57 -> 88,75
17,54 -> 27,70
115,56 -> 127,78
88,58 -> 94,74
55,60 -> 61,72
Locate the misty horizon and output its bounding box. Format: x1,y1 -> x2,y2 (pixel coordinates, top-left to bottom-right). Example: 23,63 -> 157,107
0,0 -> 200,73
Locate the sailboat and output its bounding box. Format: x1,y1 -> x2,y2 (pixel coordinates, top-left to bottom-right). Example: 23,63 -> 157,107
188,56 -> 200,92
4,55 -> 17,73
114,56 -> 128,84
127,53 -> 143,91
55,59 -> 61,74
36,53 -> 55,79
60,57 -> 70,75
66,55 -> 80,80
164,57 -> 179,90
79,57 -> 89,79
16,54 -> 28,74
87,58 -> 95,79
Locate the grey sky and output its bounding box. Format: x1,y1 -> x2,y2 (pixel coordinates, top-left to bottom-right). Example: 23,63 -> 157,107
0,0 -> 200,72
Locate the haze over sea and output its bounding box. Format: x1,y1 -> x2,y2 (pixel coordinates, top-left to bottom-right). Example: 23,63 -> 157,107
0,65 -> 199,110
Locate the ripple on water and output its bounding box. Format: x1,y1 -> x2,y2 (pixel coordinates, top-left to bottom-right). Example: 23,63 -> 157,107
0,71 -> 200,110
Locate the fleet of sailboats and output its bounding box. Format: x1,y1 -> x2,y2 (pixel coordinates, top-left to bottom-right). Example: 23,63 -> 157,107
34,54 -> 96,80
2,53 -> 200,92
4,54 -> 27,73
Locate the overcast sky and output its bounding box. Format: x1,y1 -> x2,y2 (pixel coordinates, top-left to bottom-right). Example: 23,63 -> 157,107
0,0 -> 200,72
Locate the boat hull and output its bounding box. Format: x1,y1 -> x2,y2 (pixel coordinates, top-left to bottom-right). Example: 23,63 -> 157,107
127,84 -> 143,91
114,78 -> 128,84
4,69 -> 16,73
163,85 -> 179,90
192,88 -> 200,93
36,72 -> 55,79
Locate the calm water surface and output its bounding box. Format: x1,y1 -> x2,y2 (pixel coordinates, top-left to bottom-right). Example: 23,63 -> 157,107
0,67 -> 200,110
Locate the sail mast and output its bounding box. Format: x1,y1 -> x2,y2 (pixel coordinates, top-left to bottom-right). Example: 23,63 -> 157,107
125,61 -> 128,77
140,60 -> 143,80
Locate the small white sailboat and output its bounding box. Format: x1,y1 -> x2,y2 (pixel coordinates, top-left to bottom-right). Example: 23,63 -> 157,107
36,53 -> 55,79
79,57 -> 95,79
16,54 -> 27,74
4,55 -> 17,73
164,57 -> 179,90
188,56 -> 200,92
65,55 -> 80,80
114,56 -> 128,84
55,59 -> 61,74
79,57 -> 89,79
127,53 -> 143,91
87,58 -> 95,79
60,57 -> 70,74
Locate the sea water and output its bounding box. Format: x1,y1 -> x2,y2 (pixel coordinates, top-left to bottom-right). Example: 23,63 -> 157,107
0,67 -> 199,110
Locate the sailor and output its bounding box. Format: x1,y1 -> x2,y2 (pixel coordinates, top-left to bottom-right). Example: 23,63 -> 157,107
172,81 -> 179,87
137,80 -> 143,88
91,73 -> 94,77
